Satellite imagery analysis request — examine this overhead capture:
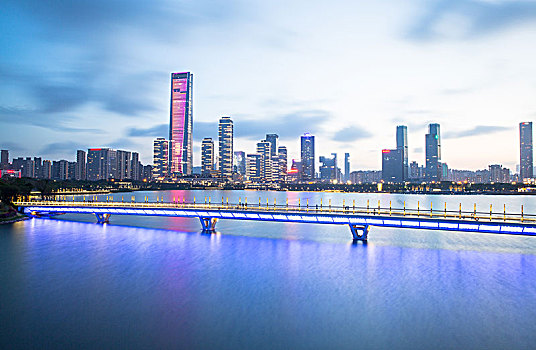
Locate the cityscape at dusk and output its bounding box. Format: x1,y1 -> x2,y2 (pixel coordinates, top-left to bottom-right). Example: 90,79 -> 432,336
2,1 -> 536,350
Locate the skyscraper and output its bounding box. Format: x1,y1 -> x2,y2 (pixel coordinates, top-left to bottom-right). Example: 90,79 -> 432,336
87,148 -> 113,181
75,150 -> 86,180
301,133 -> 315,180
319,154 -> 337,181
201,138 -> 215,177
246,154 -> 262,182
425,123 -> 441,182
277,146 -> 287,182
131,152 -> 140,181
396,125 -> 408,181
169,72 -> 193,177
382,149 -> 404,183
520,122 -> 533,180
116,150 -> 132,180
153,138 -> 169,181
344,153 -> 350,182
218,116 -> 233,178
0,150 -> 8,169
257,140 -> 272,182
265,134 -> 279,157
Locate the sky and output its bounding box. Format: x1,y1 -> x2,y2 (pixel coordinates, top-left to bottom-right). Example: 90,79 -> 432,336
1,0 -> 536,171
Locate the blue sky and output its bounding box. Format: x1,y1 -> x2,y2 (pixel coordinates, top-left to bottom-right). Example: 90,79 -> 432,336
1,0 -> 536,171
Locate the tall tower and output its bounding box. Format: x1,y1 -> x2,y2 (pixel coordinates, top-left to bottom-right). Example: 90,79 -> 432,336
344,153 -> 350,182
278,146 -> 288,182
201,138 -> 215,177
218,116 -> 234,178
257,140 -> 272,182
520,122 -> 533,180
301,133 -> 315,180
265,134 -> 279,157
153,138 -> 169,181
425,124 -> 441,182
396,125 -> 408,181
169,72 -> 193,177
75,150 -> 86,180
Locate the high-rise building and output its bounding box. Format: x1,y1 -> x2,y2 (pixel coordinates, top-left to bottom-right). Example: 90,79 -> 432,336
201,138 -> 215,177
13,157 -> 35,178
116,150 -> 132,180
131,152 -> 140,181
256,140 -> 272,182
68,162 -> 76,180
33,157 -> 42,178
153,138 -> 169,181
520,122 -> 533,180
169,72 -> 193,176
319,154 -> 338,181
409,161 -> 421,180
234,151 -> 246,175
277,146 -> 287,182
396,125 -> 408,181
300,133 -> 315,180
425,123 -> 441,182
52,160 -> 69,180
382,149 -> 404,183
87,148 -> 112,181
246,154 -> 262,182
265,134 -> 279,157
218,116 -> 233,178
0,150 -> 8,169
75,150 -> 86,180
344,153 -> 350,182
42,160 -> 51,179
143,165 -> 153,182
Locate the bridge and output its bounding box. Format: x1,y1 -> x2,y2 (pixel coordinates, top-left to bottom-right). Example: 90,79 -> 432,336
15,198 -> 536,242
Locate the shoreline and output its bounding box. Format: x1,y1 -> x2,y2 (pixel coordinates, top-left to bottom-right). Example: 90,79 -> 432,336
0,214 -> 29,225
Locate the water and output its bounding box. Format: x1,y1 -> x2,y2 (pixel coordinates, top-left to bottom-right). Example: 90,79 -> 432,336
1,190 -> 536,349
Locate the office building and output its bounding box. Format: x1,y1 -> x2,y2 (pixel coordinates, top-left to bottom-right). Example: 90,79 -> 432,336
265,134 -> 279,157
153,138 -> 169,181
382,149 -> 404,183
12,157 -> 34,178
131,152 -> 140,181
116,150 -> 132,180
300,133 -> 315,180
33,157 -> 42,178
201,138 -> 215,177
344,153 -> 350,182
396,125 -> 408,181
0,150 -> 9,169
319,154 -> 338,181
52,160 -> 69,180
42,160 -> 51,179
520,122 -> 533,180
257,140 -> 272,182
277,146 -> 287,181
234,151 -> 246,175
246,154 -> 262,182
219,116 -> 233,178
425,123 -> 441,182
75,150 -> 86,180
169,72 -> 193,176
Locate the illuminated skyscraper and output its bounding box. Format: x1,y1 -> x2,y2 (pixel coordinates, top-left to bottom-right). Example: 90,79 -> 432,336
153,138 -> 169,180
234,151 -> 246,175
300,133 -> 315,180
382,149 -> 404,183
425,123 -> 441,182
87,148 -> 112,181
201,138 -> 214,177
344,153 -> 350,182
520,122 -> 533,180
277,146 -> 287,182
218,116 -> 233,178
75,150 -> 86,180
169,72 -> 193,177
257,140 -> 272,182
396,125 -> 408,181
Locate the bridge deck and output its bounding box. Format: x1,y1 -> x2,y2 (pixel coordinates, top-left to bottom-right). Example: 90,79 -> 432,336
15,200 -> 536,240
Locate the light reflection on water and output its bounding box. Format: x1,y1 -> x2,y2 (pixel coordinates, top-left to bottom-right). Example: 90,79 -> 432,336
1,191 -> 536,349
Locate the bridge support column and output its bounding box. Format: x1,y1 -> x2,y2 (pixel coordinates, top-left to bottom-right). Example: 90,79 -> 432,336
199,217 -> 218,233
95,213 -> 111,224
349,224 -> 369,242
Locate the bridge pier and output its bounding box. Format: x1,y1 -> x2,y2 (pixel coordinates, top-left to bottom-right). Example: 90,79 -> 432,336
349,224 -> 369,242
199,217 -> 218,233
95,213 -> 111,224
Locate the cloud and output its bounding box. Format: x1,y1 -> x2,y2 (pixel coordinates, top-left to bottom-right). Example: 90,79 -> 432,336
444,125 -> 511,139
128,124 -> 168,137
193,109 -> 331,141
332,126 -> 373,142
407,0 -> 536,41
39,141 -> 87,159
413,147 -> 423,153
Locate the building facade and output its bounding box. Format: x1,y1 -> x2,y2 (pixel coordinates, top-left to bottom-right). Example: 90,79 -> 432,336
396,125 -> 408,181
300,133 -> 315,180
201,138 -> 215,177
153,138 -> 169,181
520,122 -> 533,180
218,116 -> 233,178
425,123 -> 441,182
169,72 -> 193,177
382,149 -> 404,183
75,150 -> 86,180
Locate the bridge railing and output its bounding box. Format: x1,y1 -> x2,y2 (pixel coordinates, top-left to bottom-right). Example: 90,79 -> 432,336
15,199 -> 536,224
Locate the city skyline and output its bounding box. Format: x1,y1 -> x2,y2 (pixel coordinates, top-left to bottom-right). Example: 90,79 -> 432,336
1,1 -> 536,170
